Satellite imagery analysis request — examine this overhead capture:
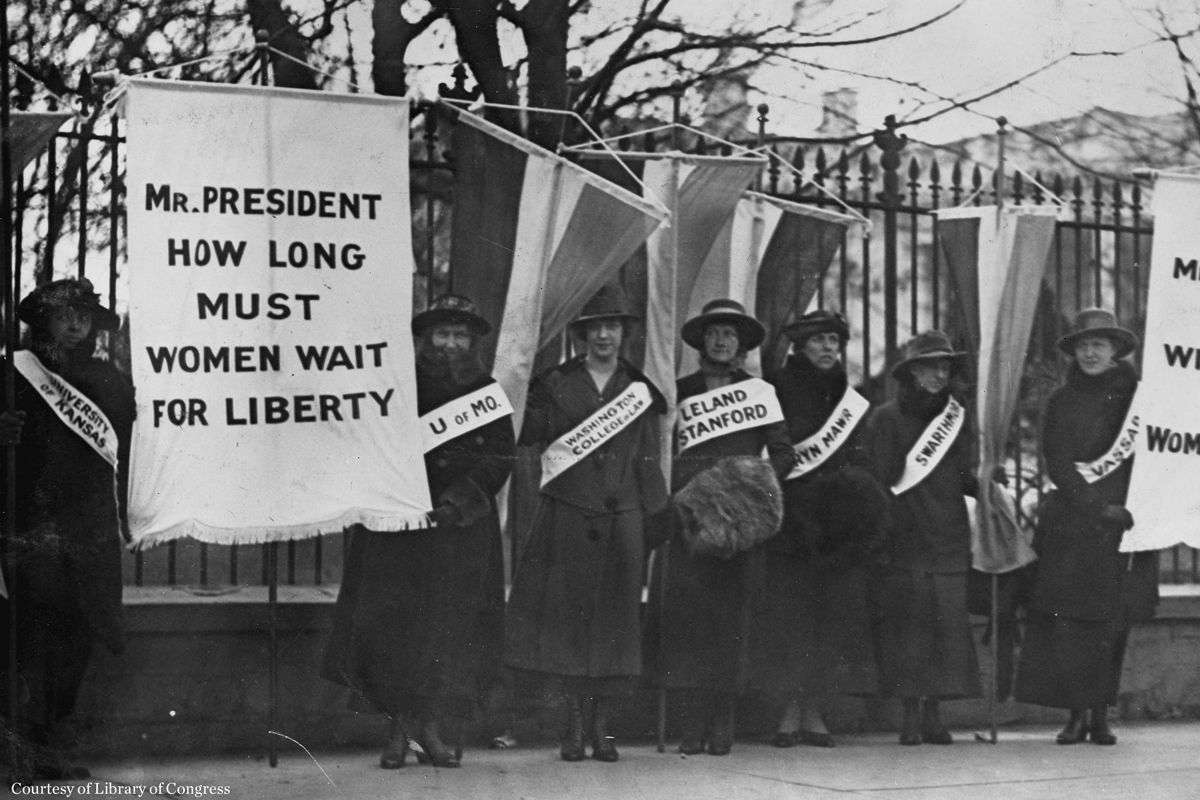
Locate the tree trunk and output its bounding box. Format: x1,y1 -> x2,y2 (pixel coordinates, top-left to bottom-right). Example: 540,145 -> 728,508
371,0 -> 408,96
435,0 -> 520,133
518,0 -> 569,149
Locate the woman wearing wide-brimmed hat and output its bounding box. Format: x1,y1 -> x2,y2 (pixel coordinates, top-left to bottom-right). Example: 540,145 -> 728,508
505,284 -> 669,764
643,299 -> 794,757
323,293 -> 516,769
748,310 -> 888,749
865,330 -> 982,745
1,278 -> 134,780
1014,308 -> 1158,745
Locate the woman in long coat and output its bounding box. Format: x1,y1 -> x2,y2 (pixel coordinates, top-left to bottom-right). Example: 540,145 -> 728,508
1,278 -> 134,780
505,284 -> 668,764
866,330 -> 981,745
323,294 -> 515,769
751,310 -> 887,748
644,299 -> 793,756
1014,308 -> 1157,745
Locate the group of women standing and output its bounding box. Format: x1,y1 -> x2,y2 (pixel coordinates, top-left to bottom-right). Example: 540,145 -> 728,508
324,282 -> 1155,769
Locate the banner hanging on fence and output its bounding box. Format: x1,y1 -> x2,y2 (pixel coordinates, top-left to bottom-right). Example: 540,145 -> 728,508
1123,173 -> 1200,551
938,203 -> 1058,572
123,80 -> 431,547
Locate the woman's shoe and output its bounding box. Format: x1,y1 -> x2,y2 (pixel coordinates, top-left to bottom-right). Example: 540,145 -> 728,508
379,725 -> 409,769
415,720 -> 461,768
798,729 -> 836,748
1088,706 -> 1117,745
707,693 -> 734,756
679,737 -> 706,755
1055,711 -> 1089,745
920,700 -> 952,745
590,697 -> 619,762
900,701 -> 922,745
771,731 -> 800,748
560,696 -> 586,762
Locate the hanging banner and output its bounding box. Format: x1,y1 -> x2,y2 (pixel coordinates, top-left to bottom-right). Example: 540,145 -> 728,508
1124,173 -> 1200,551
938,203 -> 1058,572
123,80 -> 431,547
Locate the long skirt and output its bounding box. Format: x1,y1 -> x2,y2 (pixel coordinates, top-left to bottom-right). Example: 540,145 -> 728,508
869,567 -> 981,700
1014,610 -> 1129,710
748,554 -> 877,697
321,519 -> 505,720
643,539 -> 763,694
505,497 -> 645,680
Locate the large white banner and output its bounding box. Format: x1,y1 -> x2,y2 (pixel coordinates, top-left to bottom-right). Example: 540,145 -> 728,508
1124,173 -> 1200,551
124,80 -> 431,547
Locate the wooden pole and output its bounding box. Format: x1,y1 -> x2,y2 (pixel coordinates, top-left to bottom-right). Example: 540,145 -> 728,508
1,0 -> 20,740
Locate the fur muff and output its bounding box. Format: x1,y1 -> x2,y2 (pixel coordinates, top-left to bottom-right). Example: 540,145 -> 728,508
786,466 -> 890,572
675,456 -> 783,559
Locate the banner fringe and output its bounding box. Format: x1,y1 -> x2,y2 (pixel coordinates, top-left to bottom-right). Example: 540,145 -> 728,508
129,508 -> 434,552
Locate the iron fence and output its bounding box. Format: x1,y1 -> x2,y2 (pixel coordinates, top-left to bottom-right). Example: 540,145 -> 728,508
13,101 -> 1199,587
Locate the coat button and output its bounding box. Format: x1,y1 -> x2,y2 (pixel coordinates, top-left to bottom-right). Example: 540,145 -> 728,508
604,497 -> 618,511
587,529 -> 600,542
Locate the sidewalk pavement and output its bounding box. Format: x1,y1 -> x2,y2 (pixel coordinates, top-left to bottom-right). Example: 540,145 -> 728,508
18,720 -> 1200,800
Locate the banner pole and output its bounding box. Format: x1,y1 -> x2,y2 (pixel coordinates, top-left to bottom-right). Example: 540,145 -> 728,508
251,29 -> 283,769
986,116 -> 1009,746
1,0 -> 20,743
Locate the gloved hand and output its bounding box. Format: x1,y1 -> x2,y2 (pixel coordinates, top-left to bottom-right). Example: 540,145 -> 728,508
991,465 -> 1009,487
428,503 -> 463,528
1098,504 -> 1134,530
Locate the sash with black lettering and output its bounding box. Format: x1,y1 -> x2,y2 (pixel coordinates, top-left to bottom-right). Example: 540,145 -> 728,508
891,395 -> 965,496
785,386 -> 871,481
540,381 -> 652,488
420,382 -> 513,454
14,350 -> 119,468
676,378 -> 785,453
1075,399 -> 1139,484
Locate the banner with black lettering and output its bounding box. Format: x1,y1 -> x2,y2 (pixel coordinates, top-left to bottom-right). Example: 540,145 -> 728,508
1124,173 -> 1200,550
123,80 -> 432,547
676,377 -> 784,452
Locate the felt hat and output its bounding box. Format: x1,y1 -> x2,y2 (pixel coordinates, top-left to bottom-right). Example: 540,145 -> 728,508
891,329 -> 968,379
680,299 -> 766,351
17,277 -> 120,332
570,284 -> 639,333
411,293 -> 492,337
783,309 -> 850,344
1056,307 -> 1137,359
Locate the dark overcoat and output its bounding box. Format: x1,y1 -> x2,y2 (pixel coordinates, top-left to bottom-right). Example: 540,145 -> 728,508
747,355 -> 884,697
505,357 -> 668,679
1,348 -> 134,726
322,360 -> 515,718
1026,361 -> 1158,622
865,386 -> 981,700
643,369 -> 793,693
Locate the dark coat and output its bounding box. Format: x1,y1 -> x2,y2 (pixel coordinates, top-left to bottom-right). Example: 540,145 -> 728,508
769,354 -> 886,566
1,346 -> 134,726
1027,361 -> 1158,622
644,369 -> 793,692
322,359 -> 515,717
866,386 -> 976,574
747,355 -> 885,697
505,357 -> 668,679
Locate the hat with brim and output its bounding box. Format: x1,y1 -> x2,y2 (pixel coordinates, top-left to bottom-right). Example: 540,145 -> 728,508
681,299 -> 766,351
412,293 -> 492,337
783,309 -> 850,345
17,278 -> 120,332
1056,307 -> 1137,359
570,284 -> 639,334
891,330 -> 969,379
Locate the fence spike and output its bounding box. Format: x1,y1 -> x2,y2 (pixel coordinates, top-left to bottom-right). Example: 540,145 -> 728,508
929,159 -> 940,185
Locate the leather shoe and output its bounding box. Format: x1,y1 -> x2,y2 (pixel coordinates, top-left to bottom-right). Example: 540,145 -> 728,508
798,729 -> 836,748
900,712 -> 922,746
560,696 -> 586,762
771,731 -> 799,748
679,738 -> 705,755
920,725 -> 953,745
592,735 -> 619,762
1089,707 -> 1117,745
1055,711 -> 1088,745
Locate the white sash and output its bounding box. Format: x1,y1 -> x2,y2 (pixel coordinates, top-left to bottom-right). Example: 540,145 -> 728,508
891,396 -> 965,496
676,377 -> 785,453
540,381 -> 653,488
14,351 -> 118,469
420,382 -> 513,454
1075,399 -> 1139,484
785,386 -> 871,481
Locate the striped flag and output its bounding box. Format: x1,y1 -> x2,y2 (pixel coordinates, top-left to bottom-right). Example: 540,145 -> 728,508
938,204 -> 1059,572
10,112 -> 73,170
449,111 -> 668,435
